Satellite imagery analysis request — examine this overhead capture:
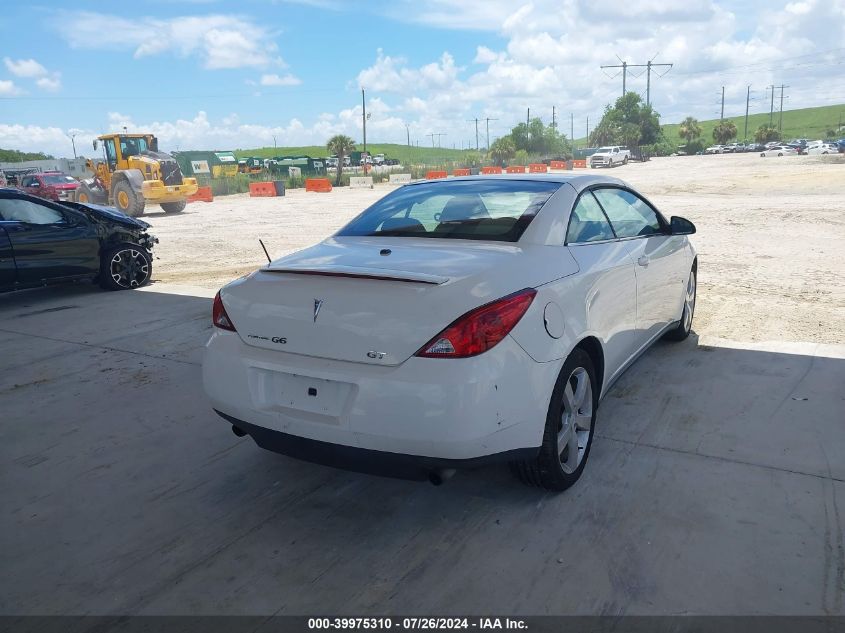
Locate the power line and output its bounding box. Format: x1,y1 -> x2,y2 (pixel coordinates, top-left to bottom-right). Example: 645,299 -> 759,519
600,55 -> 672,104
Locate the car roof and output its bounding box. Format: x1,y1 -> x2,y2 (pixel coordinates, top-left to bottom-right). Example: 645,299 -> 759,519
405,173 -> 627,192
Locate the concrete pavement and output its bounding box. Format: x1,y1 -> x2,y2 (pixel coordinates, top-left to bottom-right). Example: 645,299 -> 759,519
1,283 -> 843,615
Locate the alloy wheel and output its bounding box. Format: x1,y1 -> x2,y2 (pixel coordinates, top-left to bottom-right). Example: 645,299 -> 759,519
110,249 -> 149,288
683,270 -> 697,332
557,367 -> 594,474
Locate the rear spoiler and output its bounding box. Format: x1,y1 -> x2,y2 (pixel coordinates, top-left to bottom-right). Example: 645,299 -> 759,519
263,265 -> 449,285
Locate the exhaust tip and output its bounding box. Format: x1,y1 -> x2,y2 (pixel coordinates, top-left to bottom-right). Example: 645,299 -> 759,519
231,425 -> 247,438
428,468 -> 456,486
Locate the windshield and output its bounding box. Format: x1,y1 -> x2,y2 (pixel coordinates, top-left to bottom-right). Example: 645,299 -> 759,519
119,136 -> 149,157
42,174 -> 76,185
337,179 -> 560,242
598,147 -> 614,152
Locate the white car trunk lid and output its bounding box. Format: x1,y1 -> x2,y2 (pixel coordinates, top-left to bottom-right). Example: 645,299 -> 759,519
220,237 -> 575,366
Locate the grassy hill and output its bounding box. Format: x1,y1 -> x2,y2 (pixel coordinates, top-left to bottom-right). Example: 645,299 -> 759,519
660,103 -> 845,146
569,103 -> 845,148
235,143 -> 473,165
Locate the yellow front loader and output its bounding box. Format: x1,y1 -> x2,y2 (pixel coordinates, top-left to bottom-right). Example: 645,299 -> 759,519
77,133 -> 198,217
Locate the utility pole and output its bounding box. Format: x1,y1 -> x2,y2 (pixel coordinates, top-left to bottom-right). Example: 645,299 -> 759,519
586,116 -> 590,145
427,133 -> 445,148
485,117 -> 497,150
768,84 -> 775,125
720,86 -> 725,120
527,107 -> 530,126
744,85 -> 751,141
570,112 -> 574,142
599,60 -> 627,97
272,135 -> 277,149
467,118 -> 479,150
777,85 -> 788,132
405,123 -> 410,146
552,106 -> 556,128
602,57 -> 672,104
69,133 -> 77,159
361,88 -> 367,165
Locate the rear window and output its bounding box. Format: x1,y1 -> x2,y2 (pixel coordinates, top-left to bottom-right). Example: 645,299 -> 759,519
337,179 -> 560,242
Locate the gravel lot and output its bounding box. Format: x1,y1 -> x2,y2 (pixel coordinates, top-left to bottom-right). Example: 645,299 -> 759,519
146,152 -> 845,344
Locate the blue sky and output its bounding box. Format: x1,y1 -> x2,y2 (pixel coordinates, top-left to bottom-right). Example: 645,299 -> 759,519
2,0 -> 844,156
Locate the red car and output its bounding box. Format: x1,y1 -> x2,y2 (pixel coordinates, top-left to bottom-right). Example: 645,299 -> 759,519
19,171 -> 79,202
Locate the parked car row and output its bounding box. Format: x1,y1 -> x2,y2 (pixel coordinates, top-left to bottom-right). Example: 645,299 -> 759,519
705,138 -> 845,156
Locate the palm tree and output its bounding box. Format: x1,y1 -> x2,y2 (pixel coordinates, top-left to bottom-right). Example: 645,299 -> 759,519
679,117 -> 702,144
326,134 -> 356,186
489,136 -> 516,166
712,121 -> 738,145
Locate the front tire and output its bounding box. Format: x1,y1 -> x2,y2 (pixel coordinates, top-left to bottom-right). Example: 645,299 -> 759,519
160,200 -> 187,214
99,243 -> 152,291
665,267 -> 697,341
113,180 -> 145,217
510,348 -> 597,491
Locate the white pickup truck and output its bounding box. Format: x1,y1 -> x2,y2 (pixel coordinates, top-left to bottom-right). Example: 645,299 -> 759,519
589,146 -> 630,168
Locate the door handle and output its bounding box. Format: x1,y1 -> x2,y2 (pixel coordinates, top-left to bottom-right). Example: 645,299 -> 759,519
637,255 -> 649,267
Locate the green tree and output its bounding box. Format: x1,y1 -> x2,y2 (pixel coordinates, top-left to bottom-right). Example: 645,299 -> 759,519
590,93 -> 661,149
489,137 -> 516,166
513,149 -> 529,166
712,121 -> 738,145
326,134 -> 356,186
505,118 -> 572,157
0,148 -> 55,162
679,117 -> 702,144
754,124 -> 781,143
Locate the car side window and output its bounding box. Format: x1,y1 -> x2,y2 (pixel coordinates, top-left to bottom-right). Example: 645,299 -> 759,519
593,188 -> 662,238
566,193 -> 616,244
21,176 -> 36,187
0,198 -> 65,225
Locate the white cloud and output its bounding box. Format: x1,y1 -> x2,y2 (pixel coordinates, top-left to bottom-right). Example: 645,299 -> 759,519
4,58 -> 48,78
54,12 -> 284,70
35,76 -> 62,92
356,0 -> 845,144
0,80 -> 24,96
259,73 -> 302,86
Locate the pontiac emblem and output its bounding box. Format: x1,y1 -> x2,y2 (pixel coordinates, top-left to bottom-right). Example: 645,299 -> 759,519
313,299 -> 323,322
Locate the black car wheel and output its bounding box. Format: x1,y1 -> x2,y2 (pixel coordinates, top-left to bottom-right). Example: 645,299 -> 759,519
510,347 -> 598,492
100,244 -> 152,291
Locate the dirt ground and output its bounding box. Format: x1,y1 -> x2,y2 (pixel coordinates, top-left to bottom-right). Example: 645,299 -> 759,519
145,153 -> 845,344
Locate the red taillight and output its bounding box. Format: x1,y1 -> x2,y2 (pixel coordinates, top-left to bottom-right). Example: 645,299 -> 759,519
415,288 -> 537,358
212,291 -> 237,331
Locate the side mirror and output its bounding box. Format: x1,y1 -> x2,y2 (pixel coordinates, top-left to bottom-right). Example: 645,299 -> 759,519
670,216 -> 696,235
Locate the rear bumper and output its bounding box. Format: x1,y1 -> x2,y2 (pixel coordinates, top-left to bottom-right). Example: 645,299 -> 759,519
203,330 -> 556,464
216,410 -> 538,480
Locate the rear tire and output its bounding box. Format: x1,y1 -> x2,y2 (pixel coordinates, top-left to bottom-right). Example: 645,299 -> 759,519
665,267 -> 697,342
510,348 -> 597,492
99,243 -> 152,291
113,180 -> 145,217
160,200 -> 187,214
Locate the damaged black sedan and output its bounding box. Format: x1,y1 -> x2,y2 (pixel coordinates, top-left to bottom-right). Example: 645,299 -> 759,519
0,187 -> 157,292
